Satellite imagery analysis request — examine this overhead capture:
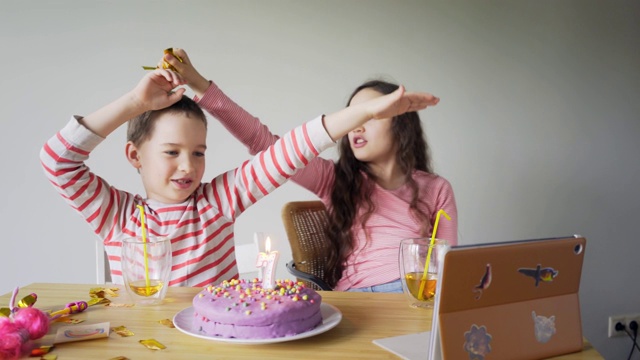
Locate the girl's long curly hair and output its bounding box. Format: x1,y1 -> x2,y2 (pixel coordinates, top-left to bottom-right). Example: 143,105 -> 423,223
324,80 -> 433,288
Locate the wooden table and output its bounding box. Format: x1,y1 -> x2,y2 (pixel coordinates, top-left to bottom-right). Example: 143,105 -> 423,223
1,283 -> 602,359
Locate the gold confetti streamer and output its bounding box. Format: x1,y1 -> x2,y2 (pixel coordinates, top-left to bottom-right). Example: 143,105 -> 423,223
17,293 -> 37,308
142,48 -> 184,71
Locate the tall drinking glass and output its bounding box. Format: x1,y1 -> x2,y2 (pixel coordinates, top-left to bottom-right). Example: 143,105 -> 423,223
399,238 -> 449,308
121,237 -> 171,305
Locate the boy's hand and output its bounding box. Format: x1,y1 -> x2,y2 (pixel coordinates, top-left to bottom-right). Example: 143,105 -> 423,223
366,86 -> 440,120
79,68 -> 186,138
132,69 -> 186,111
159,48 -> 210,97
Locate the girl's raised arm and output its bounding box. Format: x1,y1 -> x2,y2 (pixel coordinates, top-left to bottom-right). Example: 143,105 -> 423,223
322,86 -> 439,141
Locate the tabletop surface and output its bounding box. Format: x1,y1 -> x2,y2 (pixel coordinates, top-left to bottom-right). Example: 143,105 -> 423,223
0,283 -> 602,359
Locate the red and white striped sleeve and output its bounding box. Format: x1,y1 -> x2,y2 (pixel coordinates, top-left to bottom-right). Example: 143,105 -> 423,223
205,115 -> 335,220
197,83 -> 338,201
39,117 -> 132,241
430,178 -> 458,246
195,82 -> 281,156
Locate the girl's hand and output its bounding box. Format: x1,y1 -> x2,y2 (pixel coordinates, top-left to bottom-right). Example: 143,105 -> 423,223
159,48 -> 210,96
322,86 -> 439,141
132,69 -> 186,111
367,86 -> 440,120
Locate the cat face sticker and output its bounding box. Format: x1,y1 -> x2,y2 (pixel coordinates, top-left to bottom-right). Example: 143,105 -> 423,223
532,311 -> 556,343
464,324 -> 492,359
518,264 -> 558,286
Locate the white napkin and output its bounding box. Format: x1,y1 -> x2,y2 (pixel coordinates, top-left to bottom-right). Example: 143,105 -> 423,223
373,331 -> 431,360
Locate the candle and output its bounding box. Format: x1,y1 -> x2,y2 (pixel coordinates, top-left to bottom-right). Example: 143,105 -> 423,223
256,236 -> 279,289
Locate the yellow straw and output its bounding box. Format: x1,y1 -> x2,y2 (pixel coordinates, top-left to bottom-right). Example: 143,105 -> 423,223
418,209 -> 451,300
137,205 -> 151,296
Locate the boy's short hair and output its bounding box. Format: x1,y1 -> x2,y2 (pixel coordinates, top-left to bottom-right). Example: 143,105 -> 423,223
127,96 -> 207,146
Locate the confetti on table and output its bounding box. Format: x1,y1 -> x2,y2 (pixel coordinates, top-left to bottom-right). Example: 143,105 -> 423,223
106,302 -> 135,308
90,287 -> 120,298
42,355 -> 57,360
112,325 -> 135,337
139,338 -> 166,350
88,297 -> 111,306
158,319 -> 175,328
54,317 -> 85,324
109,357 -> 130,360
30,345 -> 55,356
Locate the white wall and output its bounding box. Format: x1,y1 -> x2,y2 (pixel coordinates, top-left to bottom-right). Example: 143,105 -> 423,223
1,1 -> 638,358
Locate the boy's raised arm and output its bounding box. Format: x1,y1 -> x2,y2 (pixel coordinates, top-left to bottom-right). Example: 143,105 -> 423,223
80,69 -> 186,137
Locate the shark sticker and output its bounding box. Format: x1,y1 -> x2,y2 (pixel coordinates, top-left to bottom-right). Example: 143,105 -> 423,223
518,265 -> 558,286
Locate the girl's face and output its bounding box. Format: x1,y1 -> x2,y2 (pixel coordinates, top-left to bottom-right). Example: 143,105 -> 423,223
128,113 -> 207,204
347,88 -> 397,165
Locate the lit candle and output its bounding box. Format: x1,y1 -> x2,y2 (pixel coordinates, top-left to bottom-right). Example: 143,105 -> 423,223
256,236 -> 279,289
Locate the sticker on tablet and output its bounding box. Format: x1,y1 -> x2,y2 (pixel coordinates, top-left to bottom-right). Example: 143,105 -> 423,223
473,263 -> 492,300
463,324 -> 492,359
518,265 -> 558,286
532,311 -> 556,343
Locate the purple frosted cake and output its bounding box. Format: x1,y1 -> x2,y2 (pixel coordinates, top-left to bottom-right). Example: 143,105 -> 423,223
192,279 -> 323,339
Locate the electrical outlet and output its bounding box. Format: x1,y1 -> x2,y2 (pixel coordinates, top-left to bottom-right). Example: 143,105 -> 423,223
608,313 -> 640,338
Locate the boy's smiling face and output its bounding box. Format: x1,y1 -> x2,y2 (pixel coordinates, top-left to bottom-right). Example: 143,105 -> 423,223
127,112 -> 207,204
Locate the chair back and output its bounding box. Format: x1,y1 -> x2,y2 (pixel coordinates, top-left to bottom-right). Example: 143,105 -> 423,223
281,201 -> 332,290
96,241 -> 112,284
235,242 -> 260,279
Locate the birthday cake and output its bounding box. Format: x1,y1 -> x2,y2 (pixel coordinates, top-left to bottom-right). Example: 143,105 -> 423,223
192,279 -> 323,339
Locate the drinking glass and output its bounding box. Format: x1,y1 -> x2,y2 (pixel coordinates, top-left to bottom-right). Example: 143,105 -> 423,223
399,238 -> 449,308
121,237 -> 171,305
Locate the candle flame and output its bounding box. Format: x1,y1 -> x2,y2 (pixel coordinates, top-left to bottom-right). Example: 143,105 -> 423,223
265,236 -> 272,253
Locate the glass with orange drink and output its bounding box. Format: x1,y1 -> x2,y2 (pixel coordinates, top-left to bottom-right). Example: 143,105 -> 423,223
399,238 -> 448,308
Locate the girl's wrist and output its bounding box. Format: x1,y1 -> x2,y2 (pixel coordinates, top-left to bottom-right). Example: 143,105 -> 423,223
191,78 -> 211,97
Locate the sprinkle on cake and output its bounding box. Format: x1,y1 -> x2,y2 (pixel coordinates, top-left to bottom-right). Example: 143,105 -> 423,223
192,278 -> 323,339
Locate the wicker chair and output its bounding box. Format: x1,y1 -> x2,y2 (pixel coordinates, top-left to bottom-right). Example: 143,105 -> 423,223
281,201 -> 333,291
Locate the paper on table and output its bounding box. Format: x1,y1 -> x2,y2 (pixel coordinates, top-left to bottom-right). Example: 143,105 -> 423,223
372,331 -> 431,360
54,322 -> 110,344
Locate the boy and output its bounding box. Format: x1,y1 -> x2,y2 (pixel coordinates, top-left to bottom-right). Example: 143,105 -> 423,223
40,67 -> 438,287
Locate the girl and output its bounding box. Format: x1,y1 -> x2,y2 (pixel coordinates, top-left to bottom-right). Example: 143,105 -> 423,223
163,49 -> 457,292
